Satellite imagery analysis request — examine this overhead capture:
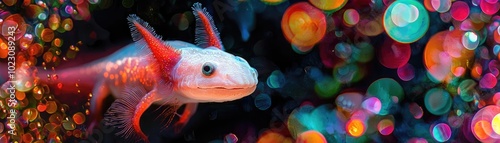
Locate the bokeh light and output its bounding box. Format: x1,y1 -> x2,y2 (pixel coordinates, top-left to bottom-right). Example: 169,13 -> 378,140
309,0 -> 347,12
450,1 -> 469,21
281,2 -> 326,51
461,31 -> 479,50
471,105 -> 500,142
379,39 -> 411,69
314,76 -> 341,98
224,133 -> 238,143
409,102 -> 424,119
336,92 -> 363,113
366,78 -> 404,115
492,114 -> 500,135
458,79 -> 477,102
346,119 -> 365,137
267,70 -> 286,88
397,63 -> 415,81
377,119 -> 394,135
431,123 -> 452,142
362,97 -> 381,114
383,0 -> 430,43
479,73 -> 497,89
296,130 -> 327,143
254,93 -> 272,110
480,0 -> 500,15
424,88 -> 452,116
431,0 -> 451,13
261,0 -> 286,5
343,9 -> 360,27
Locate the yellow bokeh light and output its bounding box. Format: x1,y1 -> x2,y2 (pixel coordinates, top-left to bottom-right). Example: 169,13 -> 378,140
346,119 -> 365,137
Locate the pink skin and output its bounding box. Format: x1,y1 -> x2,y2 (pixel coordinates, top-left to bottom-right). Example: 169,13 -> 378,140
26,3 -> 257,143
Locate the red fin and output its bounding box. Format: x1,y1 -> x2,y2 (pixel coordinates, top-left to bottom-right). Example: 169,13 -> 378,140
192,2 -> 224,50
127,14 -> 180,81
104,84 -> 147,142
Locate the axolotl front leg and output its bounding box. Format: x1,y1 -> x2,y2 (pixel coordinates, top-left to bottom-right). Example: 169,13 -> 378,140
174,103 -> 198,132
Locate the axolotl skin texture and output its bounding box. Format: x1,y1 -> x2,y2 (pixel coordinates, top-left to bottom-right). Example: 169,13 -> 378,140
39,3 -> 258,142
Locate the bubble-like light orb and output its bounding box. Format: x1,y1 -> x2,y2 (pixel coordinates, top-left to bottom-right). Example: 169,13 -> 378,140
379,38 -> 412,69
281,2 -> 326,50
424,88 -> 452,116
343,9 -> 359,26
261,0 -> 285,5
254,93 -> 272,110
62,18 -> 74,31
0,38 -> 7,59
3,0 -> 17,6
424,35 -> 448,80
72,112 -> 86,125
335,42 -> 352,59
3,14 -> 27,41
366,78 -> 404,115
409,102 -> 423,119
257,130 -> 293,143
41,28 -> 54,42
471,105 -> 500,142
492,114 -> 500,135
346,119 -> 366,137
384,0 -> 429,43
431,123 -> 452,142
362,97 -> 382,114
287,105 -> 317,139
377,119 -> 394,135
224,133 -> 238,143
450,1 -> 469,21
352,42 -> 374,63
88,0 -> 100,4
391,2 -> 418,27
431,0 -> 452,13
296,130 -> 327,143
397,63 -> 415,81
19,34 -> 33,50
462,31 -> 479,50
314,76 -> 340,98
333,62 -> 365,84
336,92 -> 363,113
458,79 -> 477,102
267,70 -> 285,89
48,14 -> 61,31
480,0 -> 500,15
309,0 -> 347,12
479,73 -> 497,89
489,60 -> 500,76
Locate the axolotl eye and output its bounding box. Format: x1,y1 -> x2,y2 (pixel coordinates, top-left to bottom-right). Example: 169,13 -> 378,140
202,62 -> 216,76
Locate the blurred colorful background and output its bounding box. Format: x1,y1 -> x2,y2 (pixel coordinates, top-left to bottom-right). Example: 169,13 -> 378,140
1,0 -> 500,142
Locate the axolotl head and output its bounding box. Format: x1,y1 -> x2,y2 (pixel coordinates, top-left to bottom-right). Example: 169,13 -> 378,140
127,3 -> 258,103
172,46 -> 258,103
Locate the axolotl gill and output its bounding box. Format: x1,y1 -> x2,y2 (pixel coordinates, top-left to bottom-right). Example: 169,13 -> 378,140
35,2 -> 258,142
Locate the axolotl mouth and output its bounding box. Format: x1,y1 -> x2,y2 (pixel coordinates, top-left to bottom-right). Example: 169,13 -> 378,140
176,85 -> 257,103
197,86 -> 247,90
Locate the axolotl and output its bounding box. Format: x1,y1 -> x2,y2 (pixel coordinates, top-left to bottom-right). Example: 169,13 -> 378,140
38,3 -> 258,142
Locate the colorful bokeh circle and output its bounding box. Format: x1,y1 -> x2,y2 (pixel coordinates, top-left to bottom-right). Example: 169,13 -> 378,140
281,2 -> 326,51
383,0 -> 430,43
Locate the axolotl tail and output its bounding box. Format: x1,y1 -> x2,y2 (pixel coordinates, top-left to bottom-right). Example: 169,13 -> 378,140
35,58 -> 108,106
